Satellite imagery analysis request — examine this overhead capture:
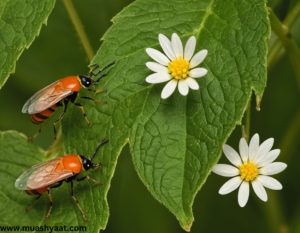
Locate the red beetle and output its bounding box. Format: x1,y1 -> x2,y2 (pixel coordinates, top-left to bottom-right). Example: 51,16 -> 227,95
22,62 -> 114,152
15,139 -> 109,222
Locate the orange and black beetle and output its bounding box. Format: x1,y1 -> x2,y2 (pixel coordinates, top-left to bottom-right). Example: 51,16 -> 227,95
22,62 -> 114,151
15,139 -> 109,222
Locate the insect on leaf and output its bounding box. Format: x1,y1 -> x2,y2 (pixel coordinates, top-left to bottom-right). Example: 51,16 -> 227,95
0,131 -> 108,231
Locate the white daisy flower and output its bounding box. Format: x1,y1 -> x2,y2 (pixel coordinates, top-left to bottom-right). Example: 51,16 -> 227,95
212,134 -> 287,207
145,33 -> 208,99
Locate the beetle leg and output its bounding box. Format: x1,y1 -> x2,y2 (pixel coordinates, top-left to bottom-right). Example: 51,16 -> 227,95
74,103 -> 92,127
77,176 -> 103,185
88,64 -> 99,77
71,180 -> 88,222
28,124 -> 43,141
45,189 -> 53,220
47,100 -> 68,153
92,73 -> 107,84
25,194 -> 42,212
87,88 -> 107,93
81,96 -> 107,104
44,181 -> 63,220
88,61 -> 115,78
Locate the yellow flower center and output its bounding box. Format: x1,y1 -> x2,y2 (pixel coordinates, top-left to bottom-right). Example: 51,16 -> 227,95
239,161 -> 258,181
168,56 -> 189,80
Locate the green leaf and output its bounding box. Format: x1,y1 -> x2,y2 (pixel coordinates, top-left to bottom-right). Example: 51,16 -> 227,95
0,131 -> 107,232
0,0 -> 56,89
63,0 -> 270,231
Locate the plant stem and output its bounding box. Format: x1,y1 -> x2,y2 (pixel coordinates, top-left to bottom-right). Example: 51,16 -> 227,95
62,0 -> 94,62
268,7 -> 300,91
259,192 -> 288,233
285,39 -> 300,90
242,99 -> 251,142
268,8 -> 289,41
285,1 -> 300,27
268,1 -> 300,68
278,108 -> 300,166
267,39 -> 283,68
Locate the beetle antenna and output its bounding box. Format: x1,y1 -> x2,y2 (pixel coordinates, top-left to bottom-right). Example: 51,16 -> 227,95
91,139 -> 109,162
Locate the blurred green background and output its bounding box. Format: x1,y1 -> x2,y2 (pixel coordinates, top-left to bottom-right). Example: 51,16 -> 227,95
1,0 -> 300,232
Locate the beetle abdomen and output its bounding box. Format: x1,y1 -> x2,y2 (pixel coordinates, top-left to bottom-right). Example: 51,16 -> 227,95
30,104 -> 58,124
26,186 -> 48,195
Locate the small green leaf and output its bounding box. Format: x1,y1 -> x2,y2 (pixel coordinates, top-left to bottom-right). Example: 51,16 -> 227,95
0,131 -> 107,232
63,0 -> 270,231
0,0 -> 56,89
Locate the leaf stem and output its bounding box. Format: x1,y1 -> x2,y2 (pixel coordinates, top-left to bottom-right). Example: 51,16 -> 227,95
62,0 -> 94,62
267,1 -> 300,68
242,99 -> 251,143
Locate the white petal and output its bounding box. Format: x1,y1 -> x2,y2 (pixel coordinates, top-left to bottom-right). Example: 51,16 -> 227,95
189,68 -> 207,78
257,149 -> 281,168
212,164 -> 240,177
223,144 -> 242,167
146,62 -> 169,73
257,175 -> 282,190
171,33 -> 183,60
185,77 -> 199,90
259,162 -> 287,175
145,73 -> 172,84
189,49 -> 208,68
158,34 -> 176,61
178,79 -> 189,96
219,176 -> 242,195
161,79 -> 177,99
184,36 -> 196,61
254,138 -> 274,164
238,181 -> 249,207
239,138 -> 249,163
146,48 -> 170,66
252,179 -> 267,202
249,133 -> 259,161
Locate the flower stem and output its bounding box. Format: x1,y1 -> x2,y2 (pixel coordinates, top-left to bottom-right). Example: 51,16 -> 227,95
62,0 -> 94,62
242,99 -> 251,143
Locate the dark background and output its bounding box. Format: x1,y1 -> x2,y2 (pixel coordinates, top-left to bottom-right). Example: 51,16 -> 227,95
0,0 -> 299,232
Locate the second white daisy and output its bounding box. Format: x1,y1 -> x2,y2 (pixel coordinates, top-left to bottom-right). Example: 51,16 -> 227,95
145,33 -> 208,99
212,134 -> 287,207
